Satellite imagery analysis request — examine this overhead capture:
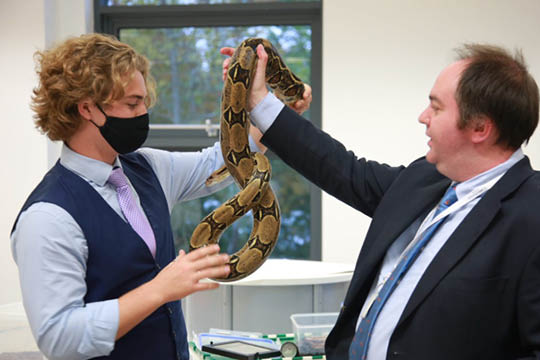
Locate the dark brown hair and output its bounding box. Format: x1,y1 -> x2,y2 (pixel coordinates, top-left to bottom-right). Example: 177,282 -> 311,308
455,44 -> 539,149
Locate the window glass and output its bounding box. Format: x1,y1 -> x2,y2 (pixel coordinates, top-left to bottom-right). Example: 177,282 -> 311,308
171,153 -> 312,258
120,25 -> 313,259
120,26 -> 311,125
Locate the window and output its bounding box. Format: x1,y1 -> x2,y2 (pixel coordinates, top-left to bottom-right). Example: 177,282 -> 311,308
94,0 -> 322,260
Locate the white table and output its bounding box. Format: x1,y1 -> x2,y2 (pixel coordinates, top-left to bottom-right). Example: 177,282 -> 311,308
183,259 -> 354,337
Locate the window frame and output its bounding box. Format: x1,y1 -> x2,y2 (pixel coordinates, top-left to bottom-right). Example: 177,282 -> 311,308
94,0 -> 323,260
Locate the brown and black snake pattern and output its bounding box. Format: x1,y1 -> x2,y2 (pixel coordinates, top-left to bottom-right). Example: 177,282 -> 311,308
189,38 -> 305,282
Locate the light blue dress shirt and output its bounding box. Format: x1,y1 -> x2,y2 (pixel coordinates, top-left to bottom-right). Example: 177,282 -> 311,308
249,92 -> 525,360
11,138 -> 259,360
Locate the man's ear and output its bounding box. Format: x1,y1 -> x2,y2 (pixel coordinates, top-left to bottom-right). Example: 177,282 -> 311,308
77,99 -> 94,121
469,115 -> 495,144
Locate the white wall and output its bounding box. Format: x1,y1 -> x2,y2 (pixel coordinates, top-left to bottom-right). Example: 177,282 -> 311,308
2,0 -> 540,304
0,0 -> 91,305
43,0 -> 93,168
322,0 -> 540,262
1,0 -> 47,305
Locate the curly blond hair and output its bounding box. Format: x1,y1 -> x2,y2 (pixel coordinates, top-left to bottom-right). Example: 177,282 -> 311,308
31,33 -> 156,142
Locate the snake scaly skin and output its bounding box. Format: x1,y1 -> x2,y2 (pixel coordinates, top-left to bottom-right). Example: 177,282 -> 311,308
189,38 -> 305,281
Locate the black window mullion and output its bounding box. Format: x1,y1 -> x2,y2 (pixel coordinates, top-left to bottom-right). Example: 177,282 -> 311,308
96,2 -> 321,35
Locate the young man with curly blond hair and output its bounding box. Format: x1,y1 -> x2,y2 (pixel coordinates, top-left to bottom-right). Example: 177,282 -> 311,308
10,33 -> 277,360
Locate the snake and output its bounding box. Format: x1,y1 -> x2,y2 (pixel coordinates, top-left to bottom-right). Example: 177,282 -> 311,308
189,38 -> 306,282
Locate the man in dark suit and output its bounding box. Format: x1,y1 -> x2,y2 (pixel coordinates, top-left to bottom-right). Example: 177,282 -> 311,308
221,43 -> 540,359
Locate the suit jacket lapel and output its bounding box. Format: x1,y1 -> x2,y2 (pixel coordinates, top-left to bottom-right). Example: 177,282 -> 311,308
344,174 -> 450,309
396,157 -> 535,327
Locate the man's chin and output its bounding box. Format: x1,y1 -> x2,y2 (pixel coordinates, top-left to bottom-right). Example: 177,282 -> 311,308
425,151 -> 436,164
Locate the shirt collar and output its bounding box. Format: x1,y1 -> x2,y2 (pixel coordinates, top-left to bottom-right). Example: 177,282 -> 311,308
59,144 -> 122,187
454,148 -> 524,199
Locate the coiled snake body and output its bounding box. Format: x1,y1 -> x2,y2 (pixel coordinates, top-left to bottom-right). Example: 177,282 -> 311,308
190,38 -> 305,282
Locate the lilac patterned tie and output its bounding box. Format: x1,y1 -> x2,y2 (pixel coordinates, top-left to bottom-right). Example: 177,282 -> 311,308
108,167 -> 156,257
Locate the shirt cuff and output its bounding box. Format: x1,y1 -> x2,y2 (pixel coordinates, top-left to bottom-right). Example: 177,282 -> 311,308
248,135 -> 261,152
79,299 -> 119,357
249,92 -> 285,134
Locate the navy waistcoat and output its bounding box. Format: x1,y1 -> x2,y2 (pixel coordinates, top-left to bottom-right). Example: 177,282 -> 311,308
13,153 -> 188,360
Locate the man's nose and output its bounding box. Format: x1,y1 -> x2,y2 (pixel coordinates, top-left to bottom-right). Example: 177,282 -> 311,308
418,108 -> 429,125
138,104 -> 148,116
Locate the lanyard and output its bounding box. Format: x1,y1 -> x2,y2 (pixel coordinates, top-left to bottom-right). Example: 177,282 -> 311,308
360,174 -> 503,319
403,174 -> 502,259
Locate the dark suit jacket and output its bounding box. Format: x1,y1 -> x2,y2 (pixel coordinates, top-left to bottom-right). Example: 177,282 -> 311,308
262,106 -> 540,360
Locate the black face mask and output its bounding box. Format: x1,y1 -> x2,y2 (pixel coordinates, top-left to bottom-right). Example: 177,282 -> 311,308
91,104 -> 150,154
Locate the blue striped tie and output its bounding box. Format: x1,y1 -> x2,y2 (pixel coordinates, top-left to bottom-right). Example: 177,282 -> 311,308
349,185 -> 458,359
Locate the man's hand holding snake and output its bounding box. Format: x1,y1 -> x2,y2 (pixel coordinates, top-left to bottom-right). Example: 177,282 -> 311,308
220,44 -> 313,114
